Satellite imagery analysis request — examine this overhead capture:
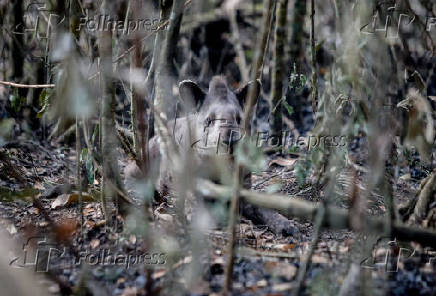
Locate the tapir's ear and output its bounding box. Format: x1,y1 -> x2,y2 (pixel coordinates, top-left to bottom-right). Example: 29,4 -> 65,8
235,79 -> 261,108
179,80 -> 206,111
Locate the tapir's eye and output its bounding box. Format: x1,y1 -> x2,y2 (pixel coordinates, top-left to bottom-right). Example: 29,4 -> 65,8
236,115 -> 241,125
205,117 -> 213,126
205,113 -> 215,126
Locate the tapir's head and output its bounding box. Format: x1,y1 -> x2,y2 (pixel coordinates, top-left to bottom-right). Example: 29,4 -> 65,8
179,76 -> 260,152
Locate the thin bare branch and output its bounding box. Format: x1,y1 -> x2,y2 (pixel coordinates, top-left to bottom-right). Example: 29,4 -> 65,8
0,80 -> 55,88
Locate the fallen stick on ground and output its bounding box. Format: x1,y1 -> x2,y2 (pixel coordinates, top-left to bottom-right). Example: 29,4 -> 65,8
197,179 -> 436,249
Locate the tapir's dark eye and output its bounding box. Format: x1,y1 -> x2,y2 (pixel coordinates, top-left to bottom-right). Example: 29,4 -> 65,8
236,115 -> 241,125
205,113 -> 215,126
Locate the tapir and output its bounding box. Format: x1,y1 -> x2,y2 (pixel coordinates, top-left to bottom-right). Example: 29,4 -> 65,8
124,76 -> 297,236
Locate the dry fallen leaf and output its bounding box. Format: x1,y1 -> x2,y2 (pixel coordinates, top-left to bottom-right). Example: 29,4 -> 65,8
152,269 -> 167,280
121,287 -> 137,296
51,192 -> 94,209
399,173 -> 411,181
96,220 -> 106,227
272,283 -> 294,292
54,218 -> 78,242
274,243 -> 295,252
212,256 -> 225,265
268,157 -> 297,168
171,256 -> 192,270
28,207 -> 39,215
85,220 -> 96,229
48,284 -> 60,294
90,238 -> 100,249
6,224 -> 17,235
265,262 -> 297,280
83,207 -> 95,216
311,254 -> 329,264
33,182 -> 45,191
156,213 -> 174,223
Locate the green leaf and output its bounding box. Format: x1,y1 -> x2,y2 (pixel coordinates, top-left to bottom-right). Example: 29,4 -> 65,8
80,148 -> 88,162
295,159 -> 312,187
9,88 -> 25,113
282,100 -> 294,116
37,89 -> 52,118
91,125 -> 99,146
315,40 -> 325,53
287,144 -> 299,154
289,63 -> 307,92
85,155 -> 94,185
80,148 -> 94,184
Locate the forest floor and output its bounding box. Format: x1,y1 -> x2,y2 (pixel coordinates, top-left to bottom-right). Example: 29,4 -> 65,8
0,140 -> 435,295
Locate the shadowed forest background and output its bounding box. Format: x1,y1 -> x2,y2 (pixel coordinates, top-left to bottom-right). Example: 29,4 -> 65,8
0,0 -> 435,295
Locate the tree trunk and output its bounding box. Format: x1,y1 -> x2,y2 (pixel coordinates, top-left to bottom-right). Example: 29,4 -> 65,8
12,0 -> 25,98
140,0 -> 173,148
12,0 -> 23,81
243,0 -> 275,135
154,0 -> 185,120
309,0 -> 318,115
270,0 -> 289,144
285,0 -> 307,129
130,0 -> 149,172
98,0 -> 129,217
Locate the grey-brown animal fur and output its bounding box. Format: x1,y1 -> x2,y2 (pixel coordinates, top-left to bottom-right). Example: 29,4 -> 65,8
125,76 -> 297,236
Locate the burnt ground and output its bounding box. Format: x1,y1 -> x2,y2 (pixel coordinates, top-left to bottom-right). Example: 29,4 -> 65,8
0,140 -> 435,296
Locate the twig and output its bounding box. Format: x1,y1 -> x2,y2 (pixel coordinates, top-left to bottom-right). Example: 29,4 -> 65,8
0,80 -> 55,88
293,204 -> 325,295
132,0 -> 149,172
270,0 -> 289,140
223,163 -> 243,295
407,171 -> 436,224
116,123 -> 137,159
238,246 -> 299,259
224,1 -> 276,294
113,0 -> 192,64
142,0 -> 174,140
253,171 -> 282,189
243,0 -> 276,134
227,9 -> 249,82
155,0 -> 186,118
76,116 -> 84,238
310,0 -> 318,115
